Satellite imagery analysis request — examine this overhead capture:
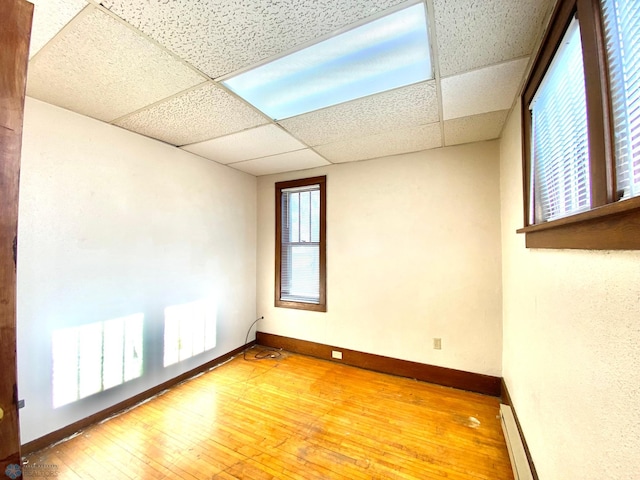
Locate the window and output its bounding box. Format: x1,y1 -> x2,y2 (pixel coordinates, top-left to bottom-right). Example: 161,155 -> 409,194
275,176 -> 326,311
519,0 -> 640,249
529,17 -> 590,223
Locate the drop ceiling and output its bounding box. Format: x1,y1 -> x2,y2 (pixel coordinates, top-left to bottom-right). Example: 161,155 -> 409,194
25,0 -> 554,176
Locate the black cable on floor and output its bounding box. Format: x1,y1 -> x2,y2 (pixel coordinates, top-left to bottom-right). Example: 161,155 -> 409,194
242,316 -> 283,361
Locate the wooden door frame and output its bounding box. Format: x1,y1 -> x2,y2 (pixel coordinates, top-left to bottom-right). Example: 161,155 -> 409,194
0,1 -> 33,478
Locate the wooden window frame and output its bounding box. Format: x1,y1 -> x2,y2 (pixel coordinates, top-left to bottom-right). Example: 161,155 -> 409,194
518,0 -> 640,249
275,176 -> 327,312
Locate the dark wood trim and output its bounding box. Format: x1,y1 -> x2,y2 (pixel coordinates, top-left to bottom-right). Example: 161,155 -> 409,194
501,380 -> 540,480
518,193 -> 640,232
21,341 -> 256,455
257,332 -> 501,397
0,1 -> 33,476
523,209 -> 640,249
274,298 -> 326,312
590,0 -> 617,203
274,176 -> 327,312
518,195 -> 640,249
521,89 -> 532,228
319,176 -> 326,310
578,0 -> 614,207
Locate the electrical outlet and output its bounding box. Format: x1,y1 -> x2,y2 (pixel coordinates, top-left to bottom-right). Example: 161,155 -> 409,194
331,350 -> 343,360
433,338 -> 442,350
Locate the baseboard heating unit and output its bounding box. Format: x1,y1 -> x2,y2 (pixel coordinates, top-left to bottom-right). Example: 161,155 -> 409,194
500,404 -> 533,480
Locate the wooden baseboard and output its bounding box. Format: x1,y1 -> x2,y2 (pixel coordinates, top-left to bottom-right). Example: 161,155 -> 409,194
21,341 -> 256,455
500,379 -> 539,480
256,332 -> 501,397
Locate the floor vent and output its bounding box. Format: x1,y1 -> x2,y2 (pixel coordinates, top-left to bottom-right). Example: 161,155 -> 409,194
500,404 -> 533,480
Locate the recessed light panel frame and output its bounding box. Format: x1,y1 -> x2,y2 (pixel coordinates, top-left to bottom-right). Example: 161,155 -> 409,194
222,1 -> 432,121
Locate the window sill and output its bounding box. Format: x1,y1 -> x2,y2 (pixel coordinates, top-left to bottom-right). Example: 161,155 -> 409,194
275,299 -> 327,312
517,195 -> 640,249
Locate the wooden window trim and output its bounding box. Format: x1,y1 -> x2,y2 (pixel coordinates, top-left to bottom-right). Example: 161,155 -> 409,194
517,195 -> 640,249
275,176 -> 327,312
519,0 -> 640,250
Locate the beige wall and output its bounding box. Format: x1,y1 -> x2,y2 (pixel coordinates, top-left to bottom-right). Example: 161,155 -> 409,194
500,100 -> 640,479
17,98 -> 257,443
257,144 -> 503,376
23,87 -> 640,478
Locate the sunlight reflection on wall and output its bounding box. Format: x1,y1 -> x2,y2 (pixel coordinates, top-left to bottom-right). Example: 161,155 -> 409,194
51,313 -> 144,408
163,298 -> 217,367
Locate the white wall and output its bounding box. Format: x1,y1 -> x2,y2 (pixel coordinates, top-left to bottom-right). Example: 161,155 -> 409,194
500,100 -> 640,479
257,144 -> 503,376
17,98 -> 257,443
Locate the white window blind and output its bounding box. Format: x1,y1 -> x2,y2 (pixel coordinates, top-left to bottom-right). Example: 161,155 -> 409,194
281,184 -> 320,304
529,17 -> 590,223
602,0 -> 640,200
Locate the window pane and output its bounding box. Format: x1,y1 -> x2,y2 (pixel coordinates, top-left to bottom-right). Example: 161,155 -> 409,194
281,245 -> 320,302
311,190 -> 320,243
288,192 -> 299,243
300,191 -> 311,243
602,0 -> 640,200
530,17 -> 590,223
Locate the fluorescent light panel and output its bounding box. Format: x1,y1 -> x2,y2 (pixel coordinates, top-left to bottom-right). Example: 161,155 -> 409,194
222,2 -> 432,120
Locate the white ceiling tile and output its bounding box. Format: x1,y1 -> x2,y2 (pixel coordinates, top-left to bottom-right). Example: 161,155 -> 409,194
100,0 -> 406,78
115,84 -> 269,146
316,123 -> 442,163
26,7 -> 205,123
279,82 -> 438,147
442,57 -> 529,120
433,0 -> 552,76
24,0 -> 551,177
229,150 -> 330,176
181,125 -> 306,164
443,110 -> 509,146
28,0 -> 87,59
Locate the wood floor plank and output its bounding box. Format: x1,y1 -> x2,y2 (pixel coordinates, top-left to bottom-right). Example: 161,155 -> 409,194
24,348 -> 513,479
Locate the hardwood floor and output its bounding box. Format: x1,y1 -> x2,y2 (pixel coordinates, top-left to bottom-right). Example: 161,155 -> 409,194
24,348 -> 513,479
